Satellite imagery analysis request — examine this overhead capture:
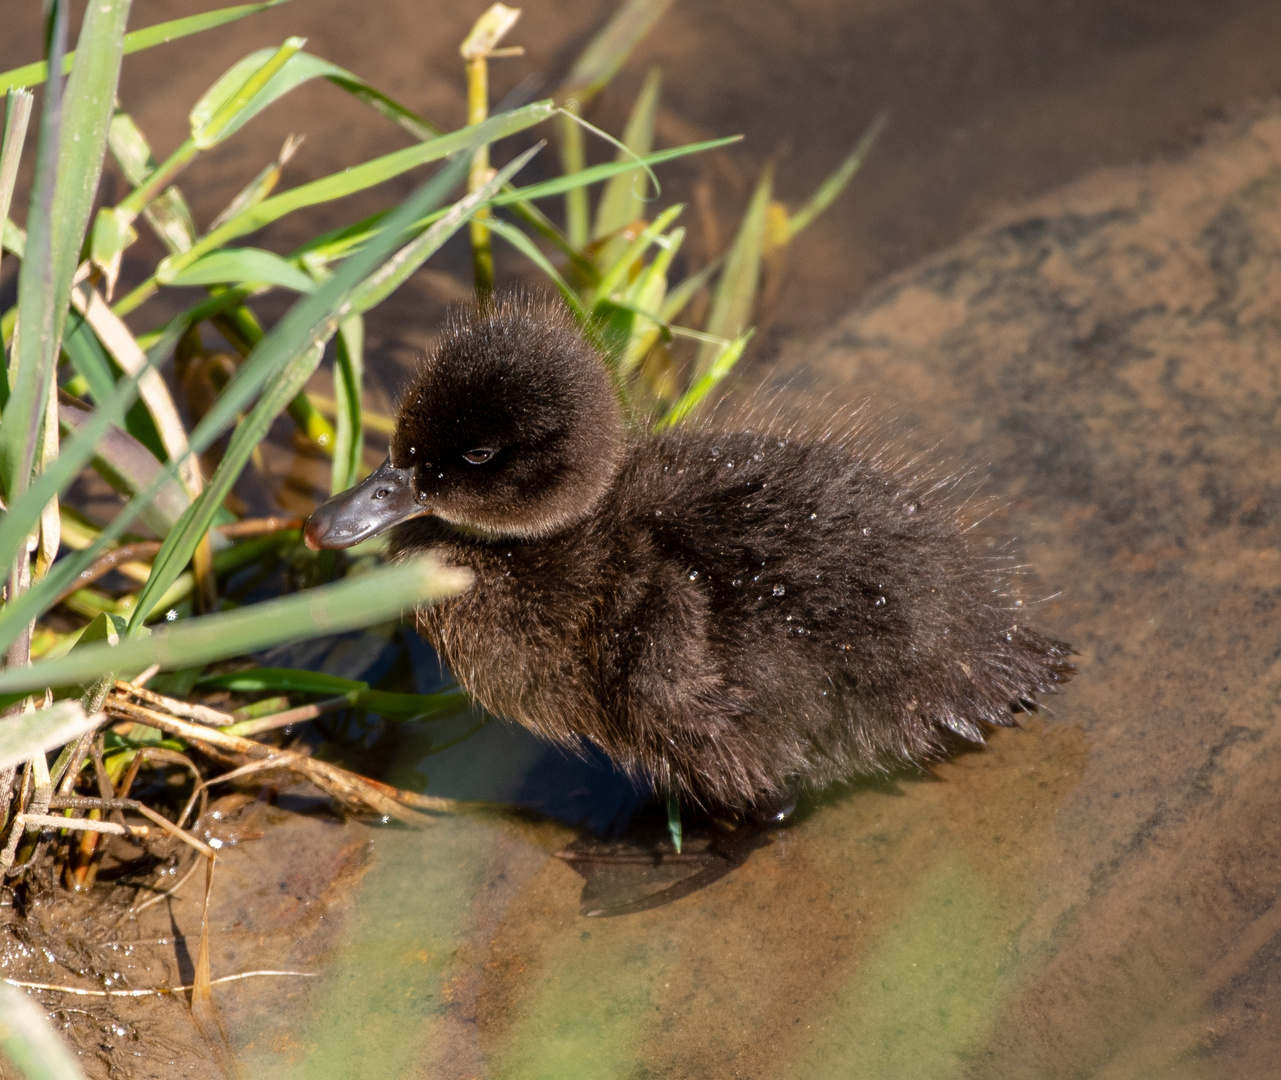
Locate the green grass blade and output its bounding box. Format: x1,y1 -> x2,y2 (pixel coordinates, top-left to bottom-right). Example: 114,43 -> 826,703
323,73 -> 442,142
0,700 -> 97,775
486,218 -> 587,319
203,667 -> 366,694
125,101 -> 555,313
696,164 -> 771,374
593,67 -> 661,242
49,0 -> 131,305
787,112 -> 885,238
0,371 -> 148,606
559,0 -> 676,105
200,668 -> 468,722
0,1 -> 289,93
348,144 -> 542,315
331,313 -> 364,494
491,136 -> 741,207
128,155 -> 473,630
0,90 -> 34,280
558,109 -> 590,252
658,329 -> 753,429
62,308 -> 118,402
192,47 -> 441,148
0,0 -> 129,508
0,973 -> 92,1079
160,247 -> 316,293
0,2 -> 67,510
667,789 -> 682,853
1,217 -> 23,259
507,198 -> 599,286
590,202 -> 682,307
189,38 -> 306,149
0,556 -> 472,697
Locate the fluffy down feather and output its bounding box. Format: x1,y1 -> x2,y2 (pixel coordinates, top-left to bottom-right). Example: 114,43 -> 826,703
377,297 -> 1075,812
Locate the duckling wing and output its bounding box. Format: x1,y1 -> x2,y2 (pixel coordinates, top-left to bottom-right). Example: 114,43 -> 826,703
615,428 -> 1072,777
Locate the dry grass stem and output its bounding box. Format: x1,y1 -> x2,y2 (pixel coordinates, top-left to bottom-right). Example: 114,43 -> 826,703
114,682 -> 235,728
7,813 -> 149,838
4,970 -> 316,997
103,692 -> 463,823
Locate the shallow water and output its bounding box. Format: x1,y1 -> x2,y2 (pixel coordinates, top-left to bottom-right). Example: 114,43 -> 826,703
115,102 -> 1281,1080
4,1 -> 1281,1076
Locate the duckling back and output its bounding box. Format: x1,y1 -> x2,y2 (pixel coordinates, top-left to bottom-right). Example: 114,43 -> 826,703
396,402 -> 1073,812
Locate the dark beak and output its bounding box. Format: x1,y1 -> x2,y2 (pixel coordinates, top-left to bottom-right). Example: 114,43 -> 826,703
304,459 -> 430,550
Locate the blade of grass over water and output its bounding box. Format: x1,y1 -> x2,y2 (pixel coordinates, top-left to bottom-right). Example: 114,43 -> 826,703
161,247 -> 317,292
0,557 -> 473,697
190,38 -> 308,149
556,0 -> 676,246
331,314 -> 365,493
0,0 -> 290,93
658,329 -> 754,428
560,0 -> 678,105
697,164 -> 771,374
486,217 -> 587,318
788,112 -> 886,238
190,45 -> 439,149
201,668 -> 470,722
345,143 -> 541,315
593,67 -> 661,241
492,136 -> 740,207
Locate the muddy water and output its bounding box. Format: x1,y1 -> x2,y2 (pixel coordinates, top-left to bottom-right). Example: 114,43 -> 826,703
4,1 -> 1281,1077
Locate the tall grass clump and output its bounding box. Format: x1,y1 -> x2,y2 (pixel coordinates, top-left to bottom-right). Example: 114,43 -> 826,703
0,0 -> 878,1069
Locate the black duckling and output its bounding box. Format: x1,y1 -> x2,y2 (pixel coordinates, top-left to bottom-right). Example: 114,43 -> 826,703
304,297 -> 1074,815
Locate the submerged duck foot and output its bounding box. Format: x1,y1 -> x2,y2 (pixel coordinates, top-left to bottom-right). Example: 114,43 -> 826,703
556,806 -> 772,916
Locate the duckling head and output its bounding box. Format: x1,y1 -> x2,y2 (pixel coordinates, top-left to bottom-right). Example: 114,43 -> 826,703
305,299 -> 623,549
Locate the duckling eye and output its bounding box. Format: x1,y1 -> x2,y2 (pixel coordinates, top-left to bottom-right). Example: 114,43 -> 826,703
462,448 -> 496,465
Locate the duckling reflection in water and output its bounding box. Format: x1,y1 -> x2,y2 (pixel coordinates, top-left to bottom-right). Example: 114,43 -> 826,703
305,297 -> 1074,820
